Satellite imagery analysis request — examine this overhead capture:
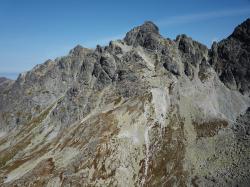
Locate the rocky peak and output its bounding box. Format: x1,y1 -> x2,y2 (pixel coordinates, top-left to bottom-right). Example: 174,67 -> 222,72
137,21 -> 159,34
69,44 -> 92,57
0,77 -> 13,96
0,77 -> 12,89
126,21 -> 159,37
0,19 -> 250,187
124,21 -> 161,49
210,18 -> 250,94
230,18 -> 250,43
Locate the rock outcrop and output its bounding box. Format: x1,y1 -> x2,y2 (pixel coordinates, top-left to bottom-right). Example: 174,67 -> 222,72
210,19 -> 250,94
0,19 -> 249,186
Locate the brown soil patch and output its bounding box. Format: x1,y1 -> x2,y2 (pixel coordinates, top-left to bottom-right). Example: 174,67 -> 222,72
33,157 -> 55,176
139,110 -> 188,186
0,136 -> 32,168
113,96 -> 122,105
193,119 -> 228,138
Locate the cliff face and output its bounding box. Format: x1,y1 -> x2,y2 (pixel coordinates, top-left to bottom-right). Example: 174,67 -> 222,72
0,19 -> 249,186
210,19 -> 250,94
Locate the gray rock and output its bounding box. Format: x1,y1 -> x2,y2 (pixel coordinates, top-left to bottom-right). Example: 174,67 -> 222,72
163,61 -> 180,76
210,18 -> 250,94
124,21 -> 163,50
0,19 -> 249,187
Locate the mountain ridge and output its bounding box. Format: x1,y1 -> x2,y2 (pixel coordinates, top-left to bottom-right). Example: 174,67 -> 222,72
0,19 -> 249,186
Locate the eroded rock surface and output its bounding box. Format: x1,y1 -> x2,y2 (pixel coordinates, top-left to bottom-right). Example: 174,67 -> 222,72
210,19 -> 250,94
0,19 -> 250,186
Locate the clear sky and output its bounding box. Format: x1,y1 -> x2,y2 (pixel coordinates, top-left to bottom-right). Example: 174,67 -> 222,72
0,0 -> 250,79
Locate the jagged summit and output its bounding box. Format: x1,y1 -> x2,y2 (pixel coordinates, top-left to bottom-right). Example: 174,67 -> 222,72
210,18 -> 250,94
136,21 -> 159,34
69,44 -> 93,57
124,21 -> 162,49
125,21 -> 160,37
0,19 -> 250,186
230,18 -> 250,43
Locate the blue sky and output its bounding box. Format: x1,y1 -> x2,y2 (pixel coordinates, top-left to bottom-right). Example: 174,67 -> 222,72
0,0 -> 250,79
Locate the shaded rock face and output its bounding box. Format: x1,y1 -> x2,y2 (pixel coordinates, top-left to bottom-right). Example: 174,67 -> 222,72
0,78 -> 14,101
210,19 -> 250,94
124,21 -> 163,51
0,20 -> 250,186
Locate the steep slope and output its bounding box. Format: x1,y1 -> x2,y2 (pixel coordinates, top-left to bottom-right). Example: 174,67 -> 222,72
210,18 -> 250,94
0,20 -> 249,186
